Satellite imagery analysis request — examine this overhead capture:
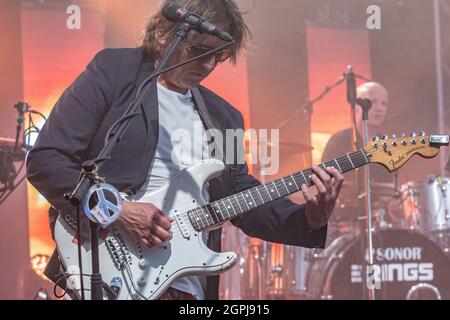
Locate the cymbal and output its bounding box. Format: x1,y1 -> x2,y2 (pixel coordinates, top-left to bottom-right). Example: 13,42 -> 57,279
340,181 -> 400,201
342,181 -> 396,191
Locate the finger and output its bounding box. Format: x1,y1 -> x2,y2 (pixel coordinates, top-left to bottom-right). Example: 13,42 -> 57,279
326,166 -> 344,185
154,212 -> 173,231
148,203 -> 173,222
311,165 -> 332,192
301,184 -> 319,206
301,184 -> 313,202
310,174 -> 327,198
153,225 -> 173,242
147,233 -> 165,248
326,167 -> 344,196
142,237 -> 153,248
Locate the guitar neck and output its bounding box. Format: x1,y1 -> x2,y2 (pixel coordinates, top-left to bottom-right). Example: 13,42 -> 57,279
188,149 -> 370,232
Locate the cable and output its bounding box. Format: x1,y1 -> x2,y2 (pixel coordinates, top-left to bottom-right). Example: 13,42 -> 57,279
75,204 -> 86,300
53,272 -> 92,299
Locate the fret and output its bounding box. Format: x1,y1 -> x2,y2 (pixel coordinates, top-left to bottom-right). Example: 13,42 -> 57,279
280,178 -> 290,193
255,186 -> 265,204
290,174 -> 300,190
210,203 -> 222,223
272,181 -> 281,197
340,156 -> 352,173
234,194 -> 244,214
206,206 -> 217,225
226,197 -> 238,216
221,198 -> 232,218
285,176 -> 297,193
202,207 -> 215,225
199,207 -> 212,225
188,211 -> 198,230
246,190 -> 257,208
353,151 -> 367,167
194,209 -> 206,229
258,184 -> 271,203
274,180 -> 288,197
239,192 -> 250,210
360,150 -> 369,163
300,170 -> 309,187
346,153 -> 355,169
255,187 -> 266,205
334,159 -> 342,173
263,184 -> 274,201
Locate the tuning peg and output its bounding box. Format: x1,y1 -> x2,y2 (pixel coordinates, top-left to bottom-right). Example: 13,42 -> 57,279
382,135 -> 389,140
411,132 -> 417,138
402,133 -> 407,138
420,131 -> 426,137
392,134 -> 397,139
372,136 -> 380,142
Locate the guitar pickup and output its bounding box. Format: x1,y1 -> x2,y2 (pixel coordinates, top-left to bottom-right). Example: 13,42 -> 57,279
175,214 -> 191,239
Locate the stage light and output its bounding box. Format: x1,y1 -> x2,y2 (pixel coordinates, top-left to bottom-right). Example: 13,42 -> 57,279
30,254 -> 50,280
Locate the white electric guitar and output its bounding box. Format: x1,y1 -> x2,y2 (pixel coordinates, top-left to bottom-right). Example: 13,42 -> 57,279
54,133 -> 449,300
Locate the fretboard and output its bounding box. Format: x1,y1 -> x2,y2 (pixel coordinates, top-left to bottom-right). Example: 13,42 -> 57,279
188,149 -> 369,232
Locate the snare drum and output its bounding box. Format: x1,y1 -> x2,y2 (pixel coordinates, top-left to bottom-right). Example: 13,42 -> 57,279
306,229 -> 450,299
401,176 -> 450,232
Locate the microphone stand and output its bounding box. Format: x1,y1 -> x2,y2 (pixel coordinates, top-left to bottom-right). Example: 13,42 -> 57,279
357,97 -> 376,300
239,72 -> 342,300
269,66 -> 372,299
13,102 -> 28,151
65,23 -> 195,300
275,76 -> 346,130
344,66 -> 375,300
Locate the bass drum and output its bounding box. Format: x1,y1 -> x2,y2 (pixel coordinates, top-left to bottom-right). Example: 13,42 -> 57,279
306,229 -> 450,300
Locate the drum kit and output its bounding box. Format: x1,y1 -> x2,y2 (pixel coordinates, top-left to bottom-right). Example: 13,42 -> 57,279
236,175 -> 450,300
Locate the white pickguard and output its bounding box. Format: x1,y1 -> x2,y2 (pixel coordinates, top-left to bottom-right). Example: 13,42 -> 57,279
54,159 -> 237,300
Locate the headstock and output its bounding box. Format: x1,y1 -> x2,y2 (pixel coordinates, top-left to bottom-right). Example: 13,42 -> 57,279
365,132 -> 449,172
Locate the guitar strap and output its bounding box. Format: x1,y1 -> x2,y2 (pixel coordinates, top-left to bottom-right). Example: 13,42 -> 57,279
191,87 -> 225,163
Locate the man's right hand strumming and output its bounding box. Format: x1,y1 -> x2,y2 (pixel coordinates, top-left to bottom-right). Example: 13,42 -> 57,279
116,201 -> 173,248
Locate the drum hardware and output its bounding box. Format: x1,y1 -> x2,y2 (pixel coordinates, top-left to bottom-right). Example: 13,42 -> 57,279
401,175 -> 450,233
240,238 -> 266,300
406,283 -> 442,300
271,264 -> 283,276
305,229 -> 450,300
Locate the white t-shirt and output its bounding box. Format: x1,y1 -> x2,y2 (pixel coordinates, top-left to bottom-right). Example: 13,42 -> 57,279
130,83 -> 210,300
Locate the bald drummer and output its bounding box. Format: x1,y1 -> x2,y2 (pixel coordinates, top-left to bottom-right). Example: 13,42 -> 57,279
321,82 -> 400,227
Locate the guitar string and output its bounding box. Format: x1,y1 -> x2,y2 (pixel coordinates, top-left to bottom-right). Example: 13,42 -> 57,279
141,146 -> 404,242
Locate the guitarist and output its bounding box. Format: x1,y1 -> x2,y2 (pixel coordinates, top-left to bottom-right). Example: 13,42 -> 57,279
27,0 -> 344,300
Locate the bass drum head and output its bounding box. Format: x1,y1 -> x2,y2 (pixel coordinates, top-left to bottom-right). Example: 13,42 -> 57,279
306,229 -> 450,299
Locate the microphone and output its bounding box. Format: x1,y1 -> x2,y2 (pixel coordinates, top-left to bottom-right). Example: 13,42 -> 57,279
162,3 -> 234,42
14,102 -> 30,124
346,66 -> 357,106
